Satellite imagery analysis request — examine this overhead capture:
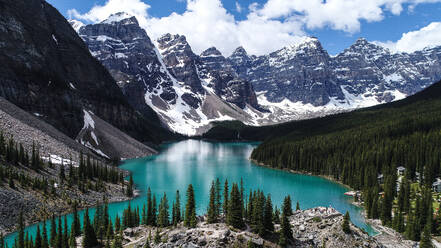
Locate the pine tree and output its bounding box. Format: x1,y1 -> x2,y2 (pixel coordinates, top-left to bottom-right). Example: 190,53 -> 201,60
279,207 -> 292,247
296,201 -> 300,211
152,195 -> 157,227
283,196 -> 292,216
63,216 -> 69,248
72,202 -> 81,237
18,211 -> 24,248
215,178 -> 221,217
126,175 -> 134,197
111,231 -> 122,248
273,207 -> 280,224
56,217 -> 62,248
50,215 -> 57,248
42,222 -> 49,248
172,190 -> 181,226
420,223 -> 433,248
223,179 -> 229,217
82,208 -> 98,248
207,181 -> 218,223
184,184 -> 197,228
154,229 -> 161,244
146,187 -> 153,226
263,194 -> 274,235
157,193 -> 169,227
342,211 -> 351,233
227,183 -> 244,229
35,225 -> 42,248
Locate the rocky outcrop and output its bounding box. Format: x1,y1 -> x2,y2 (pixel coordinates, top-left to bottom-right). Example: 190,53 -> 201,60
0,0 -> 170,144
228,37 -> 441,108
76,16 -> 264,135
114,207 -> 402,248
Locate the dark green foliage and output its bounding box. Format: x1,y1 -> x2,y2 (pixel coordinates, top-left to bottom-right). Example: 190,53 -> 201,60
82,209 -> 98,248
72,202 -> 81,237
172,190 -> 181,226
263,194 -> 274,234
122,202 -> 140,228
279,201 -> 293,247
296,201 -> 300,211
420,223 -> 433,248
18,211 -> 24,248
184,184 -> 197,228
227,183 -> 244,229
223,179 -> 229,217
283,196 -> 292,217
126,175 -> 134,197
50,215 -> 56,248
157,193 -> 169,227
342,211 -> 351,234
207,181 -> 218,223
42,222 -> 48,248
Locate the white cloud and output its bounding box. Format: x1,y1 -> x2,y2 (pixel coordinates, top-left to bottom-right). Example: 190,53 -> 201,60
68,0 -> 151,27
374,22 -> 441,53
68,0 -> 441,56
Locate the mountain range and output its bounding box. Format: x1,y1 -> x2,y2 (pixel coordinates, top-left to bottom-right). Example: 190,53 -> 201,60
71,13 -> 441,135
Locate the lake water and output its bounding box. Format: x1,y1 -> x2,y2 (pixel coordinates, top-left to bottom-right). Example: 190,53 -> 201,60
5,140 -> 375,246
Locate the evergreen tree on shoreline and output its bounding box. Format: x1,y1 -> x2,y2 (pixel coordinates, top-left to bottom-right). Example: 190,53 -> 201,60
184,184 -> 197,228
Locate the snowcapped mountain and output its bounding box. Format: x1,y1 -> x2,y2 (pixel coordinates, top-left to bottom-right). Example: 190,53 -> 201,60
76,14 -> 264,135
227,37 -> 441,122
72,13 -> 441,135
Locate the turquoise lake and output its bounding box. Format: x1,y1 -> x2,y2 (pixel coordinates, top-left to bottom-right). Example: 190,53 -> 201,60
5,140 -> 376,246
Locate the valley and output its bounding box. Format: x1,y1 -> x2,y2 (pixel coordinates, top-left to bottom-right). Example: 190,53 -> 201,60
0,0 -> 441,247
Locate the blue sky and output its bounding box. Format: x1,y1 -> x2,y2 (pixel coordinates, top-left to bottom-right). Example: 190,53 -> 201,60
48,0 -> 441,56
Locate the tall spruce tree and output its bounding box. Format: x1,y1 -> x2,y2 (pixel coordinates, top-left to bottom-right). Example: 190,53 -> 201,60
42,222 -> 48,248
184,184 -> 197,228
82,208 -> 98,248
263,194 -> 274,235
72,202 -> 81,237
342,211 -> 351,233
50,215 -> 57,248
18,211 -> 24,248
215,178 -> 221,217
227,183 -> 244,229
223,179 -> 229,217
157,193 -> 169,227
207,181 -> 218,223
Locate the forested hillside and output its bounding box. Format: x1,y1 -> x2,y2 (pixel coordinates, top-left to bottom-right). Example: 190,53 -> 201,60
250,80 -> 441,189
249,80 -> 441,241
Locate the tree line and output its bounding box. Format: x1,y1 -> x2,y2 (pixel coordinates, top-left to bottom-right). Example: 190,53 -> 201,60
5,179 -> 309,248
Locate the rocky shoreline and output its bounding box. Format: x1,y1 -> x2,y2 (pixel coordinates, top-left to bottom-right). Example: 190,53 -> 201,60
93,207 -> 391,248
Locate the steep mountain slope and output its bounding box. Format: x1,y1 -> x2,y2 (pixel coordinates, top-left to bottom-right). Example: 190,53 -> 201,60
0,0 -> 172,146
0,96 -> 131,233
203,79 -> 441,142
76,15 -> 265,135
228,37 -> 441,113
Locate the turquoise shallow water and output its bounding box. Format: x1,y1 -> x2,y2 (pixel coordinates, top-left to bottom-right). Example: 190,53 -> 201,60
5,140 -> 376,246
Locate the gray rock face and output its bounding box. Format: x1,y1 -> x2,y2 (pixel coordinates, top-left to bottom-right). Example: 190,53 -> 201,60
79,13 -> 179,115
228,37 -> 441,106
77,17 -> 263,134
0,1 -> 169,144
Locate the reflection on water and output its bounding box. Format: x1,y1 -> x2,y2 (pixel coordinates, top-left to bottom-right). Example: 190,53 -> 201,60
5,140 -> 376,246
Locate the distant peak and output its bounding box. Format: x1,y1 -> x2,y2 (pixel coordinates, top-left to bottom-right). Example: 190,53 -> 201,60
68,19 -> 84,33
101,12 -> 138,25
355,37 -> 369,45
158,33 -> 187,44
201,47 -> 223,57
232,46 -> 247,56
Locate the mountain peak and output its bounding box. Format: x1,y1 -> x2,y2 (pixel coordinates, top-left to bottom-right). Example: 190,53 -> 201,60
231,46 -> 248,57
200,47 -> 223,58
68,19 -> 84,33
101,12 -> 138,25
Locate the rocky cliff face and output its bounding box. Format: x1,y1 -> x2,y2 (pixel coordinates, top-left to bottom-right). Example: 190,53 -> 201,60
0,0 -> 170,145
77,16 -> 264,135
72,12 -> 441,134
228,37 -> 441,108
